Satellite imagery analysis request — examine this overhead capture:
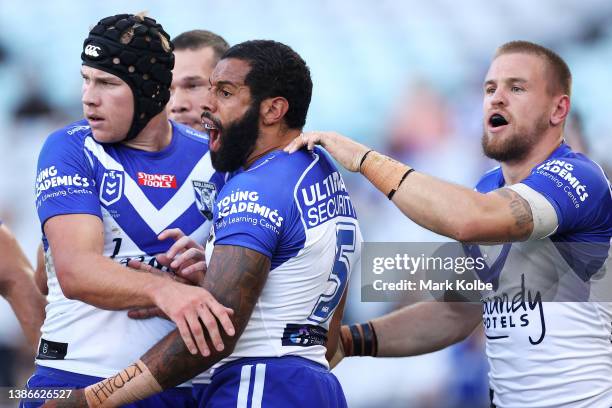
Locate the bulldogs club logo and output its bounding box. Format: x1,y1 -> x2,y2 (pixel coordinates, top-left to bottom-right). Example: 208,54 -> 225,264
100,170 -> 124,206
192,180 -> 217,221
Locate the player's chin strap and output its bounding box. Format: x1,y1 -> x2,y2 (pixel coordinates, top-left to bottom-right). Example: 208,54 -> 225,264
339,321 -> 379,358
359,150 -> 415,200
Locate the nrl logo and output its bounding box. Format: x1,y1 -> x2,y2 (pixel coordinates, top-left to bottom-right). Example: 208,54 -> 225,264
100,170 -> 124,206
192,180 -> 217,221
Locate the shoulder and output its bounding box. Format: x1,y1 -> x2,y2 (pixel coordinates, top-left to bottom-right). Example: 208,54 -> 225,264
44,119 -> 92,147
39,119 -> 96,162
218,150 -> 321,209
242,149 -> 322,188
519,148 -> 611,235
171,120 -> 210,145
531,151 -> 610,203
474,166 -> 502,193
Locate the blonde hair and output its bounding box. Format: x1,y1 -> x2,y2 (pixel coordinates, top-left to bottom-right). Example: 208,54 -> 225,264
495,40 -> 572,97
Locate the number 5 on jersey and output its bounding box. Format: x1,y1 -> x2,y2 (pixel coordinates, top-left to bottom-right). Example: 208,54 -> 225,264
308,222 -> 357,323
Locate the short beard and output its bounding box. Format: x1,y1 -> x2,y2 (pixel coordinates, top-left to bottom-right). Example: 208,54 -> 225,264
481,114 -> 549,162
209,103 -> 260,172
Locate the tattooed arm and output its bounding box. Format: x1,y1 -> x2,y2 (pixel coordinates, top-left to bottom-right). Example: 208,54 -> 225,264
139,244 -> 270,388
48,244 -> 271,408
388,172 -> 536,243
285,132 -> 545,244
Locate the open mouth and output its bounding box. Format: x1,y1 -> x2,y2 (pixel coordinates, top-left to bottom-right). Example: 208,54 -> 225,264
202,113 -> 222,151
489,113 -> 509,129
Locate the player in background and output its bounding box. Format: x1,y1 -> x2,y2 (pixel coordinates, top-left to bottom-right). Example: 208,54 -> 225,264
44,39 -> 362,408
168,30 -> 229,132
287,41 -> 612,408
26,14 -> 233,408
0,221 -> 46,349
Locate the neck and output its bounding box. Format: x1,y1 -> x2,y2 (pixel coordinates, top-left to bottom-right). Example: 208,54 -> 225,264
500,134 -> 563,185
244,127 -> 301,168
122,112 -> 172,152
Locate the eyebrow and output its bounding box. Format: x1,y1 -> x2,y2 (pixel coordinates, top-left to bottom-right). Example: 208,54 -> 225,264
210,79 -> 241,88
484,77 -> 528,87
80,71 -> 119,82
177,75 -> 210,83
179,75 -> 207,82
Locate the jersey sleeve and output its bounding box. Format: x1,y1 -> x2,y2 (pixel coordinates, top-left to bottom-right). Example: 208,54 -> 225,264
518,157 -> 609,234
35,131 -> 101,227
212,174 -> 298,259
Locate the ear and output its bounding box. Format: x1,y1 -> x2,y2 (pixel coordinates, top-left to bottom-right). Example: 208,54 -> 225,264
550,95 -> 570,127
260,97 -> 289,126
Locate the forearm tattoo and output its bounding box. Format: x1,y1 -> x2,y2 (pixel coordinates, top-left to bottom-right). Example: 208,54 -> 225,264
142,245 -> 271,388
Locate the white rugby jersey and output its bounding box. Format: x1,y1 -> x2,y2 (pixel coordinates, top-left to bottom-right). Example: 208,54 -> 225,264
35,119 -> 223,378
205,148 -> 362,370
468,143 -> 612,408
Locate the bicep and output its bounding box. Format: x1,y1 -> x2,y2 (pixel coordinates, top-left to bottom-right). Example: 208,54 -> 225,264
506,184 -> 558,239
481,185 -> 558,242
476,187 -> 535,242
44,214 -> 104,277
203,244 -> 271,335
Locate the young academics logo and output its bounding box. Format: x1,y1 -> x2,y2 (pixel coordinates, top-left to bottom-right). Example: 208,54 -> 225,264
100,170 -> 124,206
192,180 -> 217,221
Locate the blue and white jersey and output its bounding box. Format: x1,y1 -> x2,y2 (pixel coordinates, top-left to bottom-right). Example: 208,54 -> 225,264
206,148 -> 362,370
35,119 -> 223,378
470,143 -> 612,408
